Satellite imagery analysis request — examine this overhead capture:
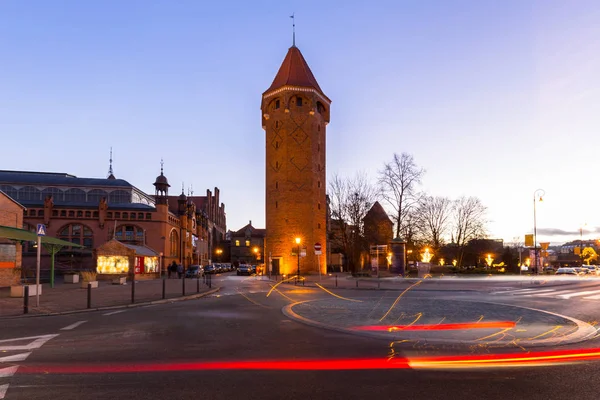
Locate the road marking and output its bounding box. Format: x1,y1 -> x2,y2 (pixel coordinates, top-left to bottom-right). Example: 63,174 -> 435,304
0,384 -> 8,400
0,366 -> 19,378
60,321 -> 87,331
492,288 -> 556,295
0,352 -> 31,363
557,290 -> 600,299
103,310 -> 126,316
524,289 -> 580,297
0,334 -> 59,351
584,293 -> 600,300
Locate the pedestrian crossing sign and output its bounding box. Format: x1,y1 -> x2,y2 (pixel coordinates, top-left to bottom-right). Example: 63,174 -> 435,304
36,224 -> 46,236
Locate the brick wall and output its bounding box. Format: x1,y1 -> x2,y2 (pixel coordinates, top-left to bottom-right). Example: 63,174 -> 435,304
0,192 -> 24,287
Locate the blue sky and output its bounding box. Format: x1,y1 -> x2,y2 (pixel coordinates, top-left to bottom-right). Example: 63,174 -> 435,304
1,1 -> 599,244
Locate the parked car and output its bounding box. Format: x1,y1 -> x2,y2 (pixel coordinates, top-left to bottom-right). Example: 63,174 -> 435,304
574,267 -> 589,275
185,265 -> 204,278
204,264 -> 217,274
583,266 -> 600,275
237,264 -> 253,276
556,267 -> 578,275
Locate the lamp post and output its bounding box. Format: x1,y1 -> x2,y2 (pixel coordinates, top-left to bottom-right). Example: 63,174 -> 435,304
216,248 -> 223,263
579,224 -> 587,266
295,237 -> 301,282
533,189 -> 545,275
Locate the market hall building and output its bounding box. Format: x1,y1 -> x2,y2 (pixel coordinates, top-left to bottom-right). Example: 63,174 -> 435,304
0,168 -> 226,282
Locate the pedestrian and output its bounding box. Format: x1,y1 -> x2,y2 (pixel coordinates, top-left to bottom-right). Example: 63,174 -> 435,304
169,261 -> 177,279
177,263 -> 183,279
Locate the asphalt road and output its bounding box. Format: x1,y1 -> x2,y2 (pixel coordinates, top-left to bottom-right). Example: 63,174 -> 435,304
3,274 -> 600,400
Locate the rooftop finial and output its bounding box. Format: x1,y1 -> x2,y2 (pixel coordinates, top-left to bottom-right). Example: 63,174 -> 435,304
290,13 -> 295,47
182,182 -> 185,194
190,184 -> 194,197
107,147 -> 115,179
160,158 -> 164,175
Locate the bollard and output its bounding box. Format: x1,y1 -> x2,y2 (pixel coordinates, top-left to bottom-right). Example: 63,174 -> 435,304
23,285 -> 29,314
182,276 -> 186,296
302,277 -> 305,286
162,278 -> 166,299
335,274 -> 338,288
87,282 -> 92,309
131,276 -> 135,304
197,276 -> 200,293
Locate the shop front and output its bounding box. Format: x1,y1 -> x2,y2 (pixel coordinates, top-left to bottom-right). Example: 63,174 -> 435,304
94,239 -> 160,280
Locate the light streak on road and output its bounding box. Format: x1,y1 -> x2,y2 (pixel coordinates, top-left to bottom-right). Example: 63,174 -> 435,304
314,283 -> 362,303
235,288 -> 270,308
379,280 -> 423,322
265,276 -> 302,298
267,284 -> 296,302
527,325 -> 563,340
19,348 -> 600,374
475,327 -> 514,342
354,321 -> 516,332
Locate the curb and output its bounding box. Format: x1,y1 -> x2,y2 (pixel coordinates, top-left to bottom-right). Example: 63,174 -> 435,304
282,299 -> 598,348
0,287 -> 221,319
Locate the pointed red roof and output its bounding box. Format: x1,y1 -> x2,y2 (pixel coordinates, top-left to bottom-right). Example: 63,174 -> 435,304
264,46 -> 329,101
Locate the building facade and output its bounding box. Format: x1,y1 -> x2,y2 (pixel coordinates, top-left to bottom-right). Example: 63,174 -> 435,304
0,168 -> 226,277
0,190 -> 25,286
261,45 -> 331,275
229,221 -> 265,266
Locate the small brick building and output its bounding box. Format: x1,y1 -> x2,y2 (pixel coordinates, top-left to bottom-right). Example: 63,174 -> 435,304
0,190 -> 25,287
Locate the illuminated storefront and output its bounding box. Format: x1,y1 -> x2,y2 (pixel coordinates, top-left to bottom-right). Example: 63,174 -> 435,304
94,239 -> 160,278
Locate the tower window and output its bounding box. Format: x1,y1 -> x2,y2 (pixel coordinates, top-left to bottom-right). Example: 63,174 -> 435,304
276,161 -> 279,168
296,97 -> 302,107
318,203 -> 321,210
318,181 -> 321,188
275,141 -> 279,149
275,100 -> 280,109
318,223 -> 321,229
275,121 -> 279,129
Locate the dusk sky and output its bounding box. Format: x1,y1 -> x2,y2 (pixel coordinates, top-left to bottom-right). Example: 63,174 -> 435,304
1,1 -> 599,245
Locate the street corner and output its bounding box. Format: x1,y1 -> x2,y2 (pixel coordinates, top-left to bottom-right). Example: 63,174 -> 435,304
282,297 -> 599,349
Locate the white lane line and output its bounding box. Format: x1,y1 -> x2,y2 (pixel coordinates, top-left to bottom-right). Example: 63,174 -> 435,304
492,288 -> 556,295
524,289 -> 579,297
60,321 -> 87,331
103,310 -> 126,316
0,334 -> 59,351
583,293 -> 600,300
0,352 -> 31,363
557,289 -> 600,299
0,383 -> 9,400
0,366 -> 19,378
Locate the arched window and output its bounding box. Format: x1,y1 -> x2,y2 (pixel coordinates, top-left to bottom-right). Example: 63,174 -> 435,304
18,186 -> 41,201
64,188 -> 86,203
58,223 -> 94,249
108,190 -> 131,204
87,189 -> 108,204
114,224 -> 145,244
170,230 -> 179,257
41,187 -> 63,202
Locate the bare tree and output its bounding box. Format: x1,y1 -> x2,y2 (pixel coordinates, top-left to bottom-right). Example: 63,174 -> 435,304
451,196 -> 487,267
415,195 -> 452,250
378,153 -> 425,239
328,172 -> 377,272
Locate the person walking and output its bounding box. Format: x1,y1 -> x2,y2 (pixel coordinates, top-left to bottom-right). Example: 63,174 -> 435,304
177,263 -> 184,279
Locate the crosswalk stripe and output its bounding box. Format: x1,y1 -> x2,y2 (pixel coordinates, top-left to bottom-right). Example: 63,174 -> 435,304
583,293 -> 600,300
557,290 -> 600,299
493,288 -> 556,295
0,366 -> 18,378
524,289 -> 581,297
0,384 -> 9,400
0,352 -> 31,363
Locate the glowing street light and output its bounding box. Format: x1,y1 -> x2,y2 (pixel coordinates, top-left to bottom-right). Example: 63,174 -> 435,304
421,248 -> 433,263
485,254 -> 494,268
215,248 -> 223,263
452,259 -> 457,267
439,258 -> 445,266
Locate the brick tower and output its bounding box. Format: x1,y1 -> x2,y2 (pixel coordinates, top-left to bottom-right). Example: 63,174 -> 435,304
261,45 -> 331,276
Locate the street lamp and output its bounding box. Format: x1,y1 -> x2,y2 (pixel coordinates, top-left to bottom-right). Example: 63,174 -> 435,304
533,189 -> 545,275
215,248 -> 223,263
295,237 -> 301,282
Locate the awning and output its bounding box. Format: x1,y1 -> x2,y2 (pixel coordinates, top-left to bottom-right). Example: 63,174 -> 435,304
0,225 -> 83,248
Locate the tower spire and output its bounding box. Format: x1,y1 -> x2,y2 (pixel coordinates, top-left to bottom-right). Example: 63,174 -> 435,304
107,147 -> 115,179
290,13 -> 295,47
160,158 -> 164,175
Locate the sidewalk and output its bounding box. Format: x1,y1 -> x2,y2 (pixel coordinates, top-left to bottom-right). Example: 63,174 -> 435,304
0,276 -> 216,317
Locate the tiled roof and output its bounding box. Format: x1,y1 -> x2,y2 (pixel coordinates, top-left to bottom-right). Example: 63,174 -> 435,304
0,170 -> 132,188
264,46 -> 329,101
232,223 -> 266,237
364,201 -> 392,223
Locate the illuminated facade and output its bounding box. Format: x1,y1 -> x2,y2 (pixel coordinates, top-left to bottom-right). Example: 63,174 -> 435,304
261,45 -> 330,275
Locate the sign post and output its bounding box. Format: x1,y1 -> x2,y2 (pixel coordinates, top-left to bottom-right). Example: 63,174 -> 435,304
36,224 -> 46,307
314,243 -> 322,280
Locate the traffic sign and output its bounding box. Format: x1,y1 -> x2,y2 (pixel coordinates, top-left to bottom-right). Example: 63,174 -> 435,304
36,224 -> 46,236
314,242 -> 322,256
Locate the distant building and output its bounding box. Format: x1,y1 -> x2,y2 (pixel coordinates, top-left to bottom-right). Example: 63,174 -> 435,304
363,201 -> 394,271
0,165 -> 226,277
229,221 -> 265,266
